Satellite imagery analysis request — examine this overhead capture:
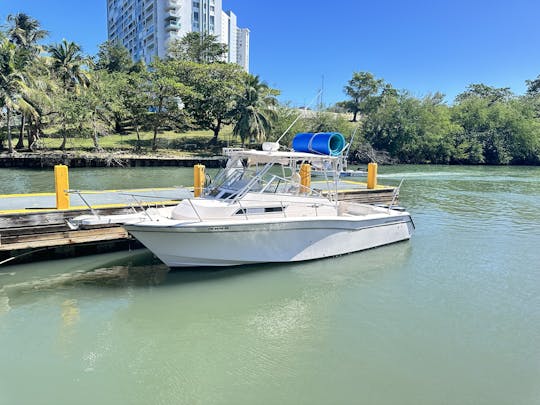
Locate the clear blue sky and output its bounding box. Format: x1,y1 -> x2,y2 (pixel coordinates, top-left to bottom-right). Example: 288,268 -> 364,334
2,0 -> 540,106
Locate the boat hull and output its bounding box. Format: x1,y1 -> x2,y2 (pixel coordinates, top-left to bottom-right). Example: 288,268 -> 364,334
125,215 -> 414,268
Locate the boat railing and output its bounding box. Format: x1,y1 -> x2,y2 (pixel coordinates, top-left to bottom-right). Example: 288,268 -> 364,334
186,199 -> 203,222
67,190 -> 100,218
236,199 -> 249,220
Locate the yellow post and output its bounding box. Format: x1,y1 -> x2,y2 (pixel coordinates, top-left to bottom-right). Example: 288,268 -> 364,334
193,164 -> 205,197
367,162 -> 378,189
54,165 -> 70,209
299,163 -> 311,193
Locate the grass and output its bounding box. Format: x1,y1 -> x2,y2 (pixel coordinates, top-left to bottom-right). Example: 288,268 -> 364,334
5,127 -> 241,156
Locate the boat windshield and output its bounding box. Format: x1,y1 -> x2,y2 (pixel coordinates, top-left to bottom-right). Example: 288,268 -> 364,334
207,162 -> 281,200
206,154 -> 337,202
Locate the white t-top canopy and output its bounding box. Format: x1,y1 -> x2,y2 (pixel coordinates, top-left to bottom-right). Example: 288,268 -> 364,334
228,149 -> 340,166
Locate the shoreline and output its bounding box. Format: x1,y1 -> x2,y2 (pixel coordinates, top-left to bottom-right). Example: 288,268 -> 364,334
0,151 -> 226,168
1,151 -> 538,168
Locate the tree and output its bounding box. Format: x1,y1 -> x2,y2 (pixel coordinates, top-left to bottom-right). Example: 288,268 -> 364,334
451,96 -> 540,164
360,90 -> 460,163
7,13 -> 48,64
6,13 -> 48,149
75,70 -> 126,151
302,111 -> 355,138
146,60 -> 191,151
48,40 -> 91,150
342,71 -> 384,122
267,103 -> 305,146
455,83 -> 513,104
94,41 -> 139,133
48,40 -> 90,91
173,61 -> 244,143
526,75 -> 540,95
120,70 -> 151,150
168,32 -> 227,63
95,40 -> 134,73
0,40 -> 30,153
20,65 -> 54,151
233,74 -> 279,145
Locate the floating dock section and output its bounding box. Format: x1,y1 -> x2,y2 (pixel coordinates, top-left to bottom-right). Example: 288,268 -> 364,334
0,188 -> 189,264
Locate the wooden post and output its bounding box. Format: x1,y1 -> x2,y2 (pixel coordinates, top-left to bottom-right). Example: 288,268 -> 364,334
300,163 -> 311,193
54,165 -> 70,210
367,162 -> 378,189
193,164 -> 205,197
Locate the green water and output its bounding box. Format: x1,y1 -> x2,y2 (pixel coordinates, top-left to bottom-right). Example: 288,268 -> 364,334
0,165 -> 539,405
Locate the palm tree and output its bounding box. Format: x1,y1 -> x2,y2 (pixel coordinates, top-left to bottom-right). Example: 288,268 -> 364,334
47,40 -> 90,149
7,13 -> 48,149
7,13 -> 48,50
48,40 -> 90,91
233,75 -> 278,145
18,63 -> 55,151
0,40 -> 30,153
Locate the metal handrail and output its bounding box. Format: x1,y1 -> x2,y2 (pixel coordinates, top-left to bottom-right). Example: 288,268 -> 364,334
186,199 -> 203,222
388,178 -> 405,213
128,194 -> 153,221
67,190 -> 99,218
236,199 -> 249,220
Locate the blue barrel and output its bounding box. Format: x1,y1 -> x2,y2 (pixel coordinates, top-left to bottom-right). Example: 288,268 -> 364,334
292,132 -> 346,156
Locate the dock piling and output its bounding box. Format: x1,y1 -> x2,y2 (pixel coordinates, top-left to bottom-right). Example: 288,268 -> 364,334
194,164 -> 205,197
300,163 -> 311,193
54,165 -> 70,210
367,163 -> 378,189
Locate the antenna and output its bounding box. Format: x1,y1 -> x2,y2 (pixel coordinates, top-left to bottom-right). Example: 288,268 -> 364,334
276,89 -> 322,145
320,74 -> 324,109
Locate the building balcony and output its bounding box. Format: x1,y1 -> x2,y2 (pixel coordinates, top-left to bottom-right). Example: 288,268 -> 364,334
165,0 -> 178,11
166,22 -> 181,31
165,13 -> 179,20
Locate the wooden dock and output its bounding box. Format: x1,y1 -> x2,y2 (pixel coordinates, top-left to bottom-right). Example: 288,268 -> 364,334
0,181 -> 398,265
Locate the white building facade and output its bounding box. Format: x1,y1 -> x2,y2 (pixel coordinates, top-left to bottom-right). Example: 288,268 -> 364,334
106,0 -> 250,70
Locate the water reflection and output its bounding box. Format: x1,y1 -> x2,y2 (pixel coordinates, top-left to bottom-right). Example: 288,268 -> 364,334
0,251 -> 168,312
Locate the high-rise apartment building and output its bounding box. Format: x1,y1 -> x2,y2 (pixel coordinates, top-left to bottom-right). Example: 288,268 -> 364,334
106,0 -> 250,70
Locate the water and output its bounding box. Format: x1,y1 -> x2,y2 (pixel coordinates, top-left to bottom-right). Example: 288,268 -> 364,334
1,165 -> 539,405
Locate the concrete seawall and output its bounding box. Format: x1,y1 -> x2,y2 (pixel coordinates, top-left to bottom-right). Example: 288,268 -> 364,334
0,153 -> 227,168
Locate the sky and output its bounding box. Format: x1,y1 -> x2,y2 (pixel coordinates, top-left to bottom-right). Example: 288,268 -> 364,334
1,0 -> 540,106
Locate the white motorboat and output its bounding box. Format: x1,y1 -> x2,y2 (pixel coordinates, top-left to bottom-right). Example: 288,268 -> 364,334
123,147 -> 414,268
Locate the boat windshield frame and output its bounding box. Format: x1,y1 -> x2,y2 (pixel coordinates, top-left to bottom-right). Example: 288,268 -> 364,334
206,150 -> 342,204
